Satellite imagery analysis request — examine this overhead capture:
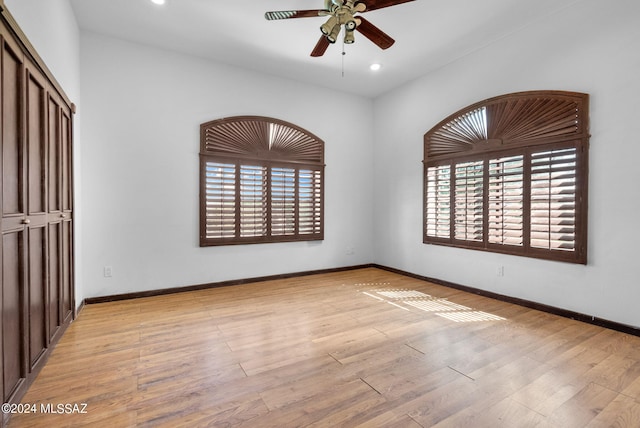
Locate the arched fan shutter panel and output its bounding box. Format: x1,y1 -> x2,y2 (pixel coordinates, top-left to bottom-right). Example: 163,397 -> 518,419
200,116 -> 324,246
423,91 -> 589,264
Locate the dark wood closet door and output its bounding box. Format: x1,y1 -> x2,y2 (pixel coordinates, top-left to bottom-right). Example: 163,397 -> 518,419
1,24 -> 27,404
60,106 -> 73,325
46,91 -> 74,338
25,60 -> 49,370
47,94 -> 61,338
1,7 -> 75,416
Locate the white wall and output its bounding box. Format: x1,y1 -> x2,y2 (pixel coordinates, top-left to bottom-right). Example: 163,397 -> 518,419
4,0 -> 85,304
373,0 -> 640,328
79,32 -> 375,297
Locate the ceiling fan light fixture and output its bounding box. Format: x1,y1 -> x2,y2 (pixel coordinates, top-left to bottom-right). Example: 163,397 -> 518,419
327,24 -> 341,43
345,19 -> 357,31
320,16 -> 338,35
344,29 -> 355,44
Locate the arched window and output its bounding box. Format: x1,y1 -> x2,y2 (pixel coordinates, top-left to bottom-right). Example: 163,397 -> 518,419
423,91 -> 589,264
200,116 -> 324,246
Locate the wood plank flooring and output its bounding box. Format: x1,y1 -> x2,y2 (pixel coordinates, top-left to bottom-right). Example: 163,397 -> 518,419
7,267 -> 640,427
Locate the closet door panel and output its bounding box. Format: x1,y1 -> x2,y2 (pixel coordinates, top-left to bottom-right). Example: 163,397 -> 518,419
2,35 -> 23,218
26,66 -> 47,217
2,230 -> 26,402
61,110 -> 72,213
61,220 -> 72,321
27,225 -> 46,368
48,222 -> 60,338
47,96 -> 60,213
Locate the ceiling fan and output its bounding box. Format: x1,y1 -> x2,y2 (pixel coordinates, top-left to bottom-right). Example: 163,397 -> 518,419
265,0 -> 415,57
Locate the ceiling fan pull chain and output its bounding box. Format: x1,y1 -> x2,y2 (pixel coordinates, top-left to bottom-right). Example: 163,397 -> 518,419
342,37 -> 346,77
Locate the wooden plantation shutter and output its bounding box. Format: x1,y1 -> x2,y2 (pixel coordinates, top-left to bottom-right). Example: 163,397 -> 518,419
271,167 -> 296,236
298,169 -> 323,235
200,116 -> 324,246
203,162 -> 236,239
488,155 -> 524,246
454,160 -> 484,243
424,164 -> 451,239
239,164 -> 267,238
423,91 -> 589,264
529,146 -> 577,252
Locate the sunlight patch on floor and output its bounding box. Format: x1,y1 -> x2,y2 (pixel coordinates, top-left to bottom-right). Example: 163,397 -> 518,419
376,290 -> 431,299
359,287 -> 507,323
436,311 -> 506,323
403,299 -> 470,312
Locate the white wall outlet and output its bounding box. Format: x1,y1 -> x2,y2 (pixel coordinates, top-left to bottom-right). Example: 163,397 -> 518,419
346,247 -> 355,255
104,266 -> 113,277
497,266 -> 504,277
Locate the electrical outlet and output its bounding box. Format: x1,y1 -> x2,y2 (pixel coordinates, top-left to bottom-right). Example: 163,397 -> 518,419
346,247 -> 355,255
496,266 -> 504,277
104,266 -> 113,278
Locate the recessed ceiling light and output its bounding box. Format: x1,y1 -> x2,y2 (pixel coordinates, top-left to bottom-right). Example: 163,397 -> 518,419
370,63 -> 382,71
151,0 -> 165,5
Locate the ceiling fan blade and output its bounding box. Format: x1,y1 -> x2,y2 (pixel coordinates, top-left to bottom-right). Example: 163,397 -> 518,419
311,36 -> 331,57
265,10 -> 328,20
355,16 -> 395,49
360,0 -> 415,12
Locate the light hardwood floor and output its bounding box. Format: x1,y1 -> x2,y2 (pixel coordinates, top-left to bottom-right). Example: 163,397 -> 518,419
8,268 -> 640,427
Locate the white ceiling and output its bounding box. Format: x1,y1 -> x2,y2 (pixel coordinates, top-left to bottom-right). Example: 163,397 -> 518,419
69,0 -> 585,98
